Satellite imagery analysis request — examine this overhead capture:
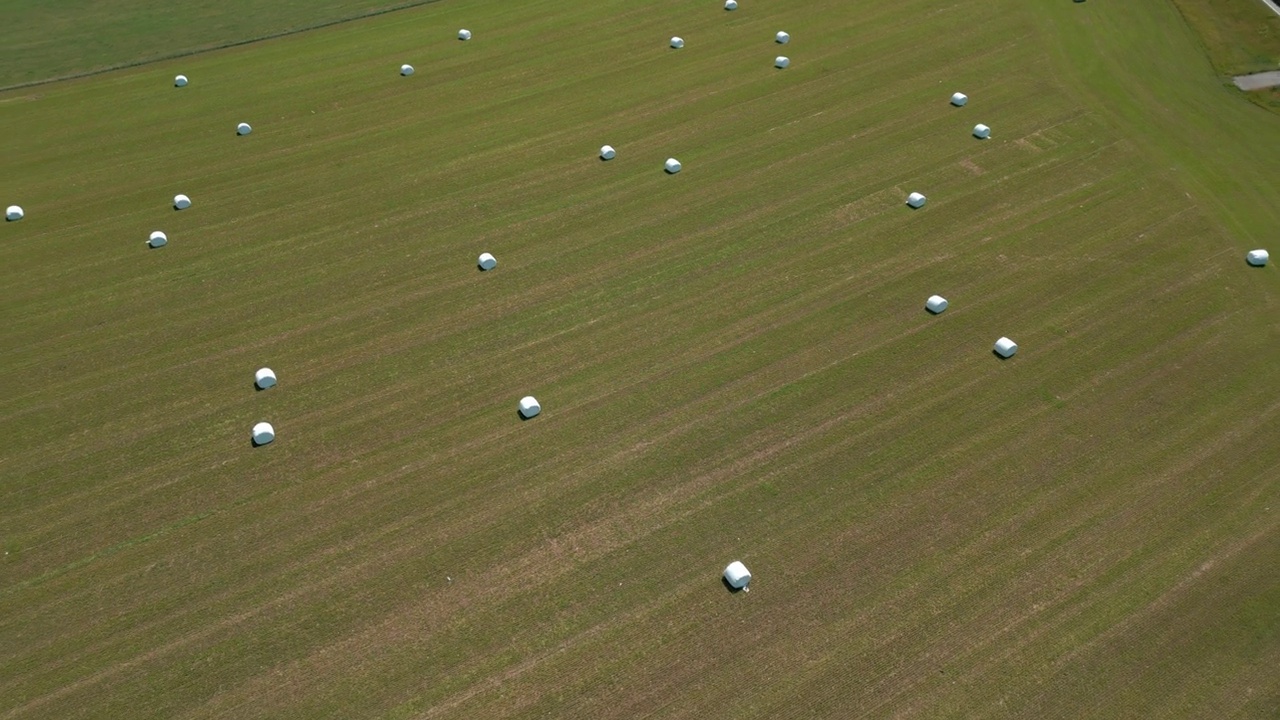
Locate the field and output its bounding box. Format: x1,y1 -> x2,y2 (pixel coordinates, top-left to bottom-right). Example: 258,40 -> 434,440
1170,0 -> 1280,113
0,0 -> 433,89
2,0 -> 1278,718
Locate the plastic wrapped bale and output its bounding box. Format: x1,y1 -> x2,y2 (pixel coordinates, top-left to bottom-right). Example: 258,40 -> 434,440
664,158 -> 682,174
1247,249 -> 1269,267
723,561 -> 752,590
906,192 -> 926,208
775,31 -> 790,44
478,252 -> 497,271
725,0 -> 738,9
775,56 -> 790,69
5,205 -> 23,221
237,122 -> 252,136
926,295 -> 948,314
994,337 -> 1018,358
670,36 -> 684,49
973,124 -> 991,139
458,29 -> 472,41
400,64 -> 414,76
174,75 -> 188,87
519,396 -> 541,419
173,194 -> 191,210
951,92 -> 968,107
252,422 -> 275,446
255,367 -> 277,389
600,145 -> 616,160
148,231 -> 168,248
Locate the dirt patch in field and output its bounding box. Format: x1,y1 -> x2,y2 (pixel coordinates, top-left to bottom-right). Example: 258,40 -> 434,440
1233,70 -> 1280,90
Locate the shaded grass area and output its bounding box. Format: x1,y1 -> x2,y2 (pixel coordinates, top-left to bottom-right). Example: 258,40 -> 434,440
1,0 -> 1278,717
1169,0 -> 1280,112
0,0 -> 438,89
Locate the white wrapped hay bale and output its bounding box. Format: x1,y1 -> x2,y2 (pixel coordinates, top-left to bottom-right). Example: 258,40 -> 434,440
906,192 -> 926,208
724,561 -> 751,590
174,75 -> 188,87
173,194 -> 191,210
670,36 -> 684,49
236,122 -> 252,136
775,31 -> 790,44
5,205 -> 23,221
973,123 -> 991,139
951,92 -> 968,107
775,56 -> 790,69
519,396 -> 541,419
926,295 -> 948,314
478,252 -> 497,271
600,145 -> 616,160
994,337 -> 1018,358
664,158 -> 682,174
1246,249 -> 1269,267
400,64 -> 414,76
148,231 -> 168,248
255,368 -> 277,389
252,422 -> 275,445
458,29 -> 472,41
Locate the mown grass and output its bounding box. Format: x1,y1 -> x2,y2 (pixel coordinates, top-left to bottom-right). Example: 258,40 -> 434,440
0,0 -> 434,88
1169,0 -> 1280,112
1,0 -> 1277,718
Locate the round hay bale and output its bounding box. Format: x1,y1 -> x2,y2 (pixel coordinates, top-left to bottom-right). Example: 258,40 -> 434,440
252,422 -> 275,446
670,36 -> 685,49
519,396 -> 541,419
237,122 -> 252,136
174,75 -> 188,87
994,337 -> 1018,358
906,192 -> 926,209
478,252 -> 497,271
951,92 -> 968,107
400,64 -> 414,76
775,56 -> 790,69
600,145 -> 616,160
973,123 -> 991,139
725,0 -> 738,9
458,28 -> 472,41
926,295 -> 948,314
664,158 -> 682,174
148,231 -> 168,248
1247,249 -> 1269,267
5,205 -> 23,221
173,194 -> 191,210
724,561 -> 751,590
255,368 -> 277,389
775,31 -> 790,44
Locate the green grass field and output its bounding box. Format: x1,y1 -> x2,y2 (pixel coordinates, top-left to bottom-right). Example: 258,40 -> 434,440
1171,0 -> 1280,113
2,0 -> 1278,718
0,0 -> 431,88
